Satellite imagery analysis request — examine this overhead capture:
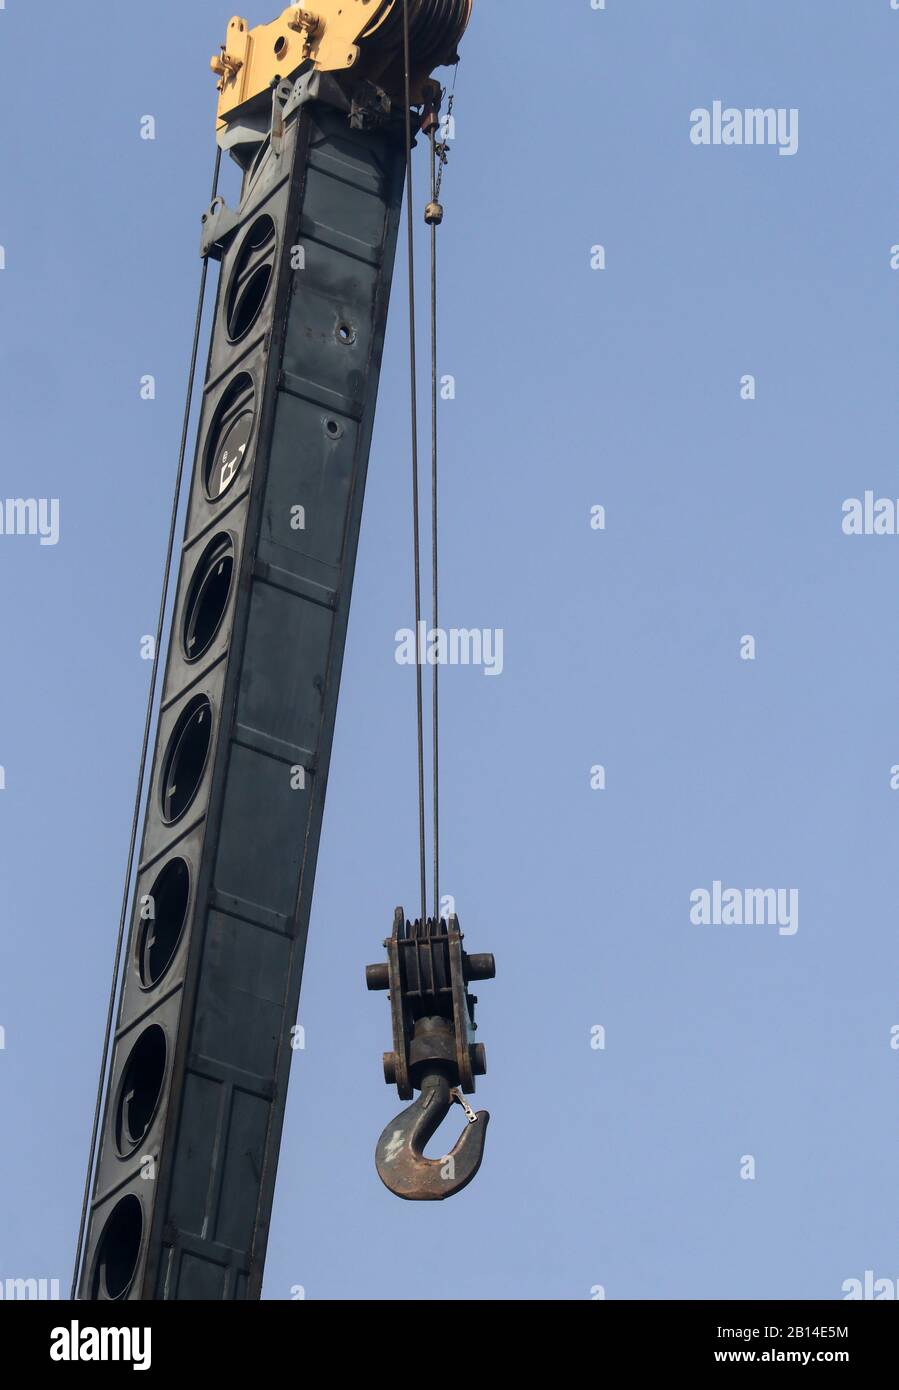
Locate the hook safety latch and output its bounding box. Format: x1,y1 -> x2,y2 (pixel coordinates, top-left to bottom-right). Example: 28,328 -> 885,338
366,910 -> 495,1201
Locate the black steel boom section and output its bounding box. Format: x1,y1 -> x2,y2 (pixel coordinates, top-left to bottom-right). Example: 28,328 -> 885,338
79,70 -> 406,1301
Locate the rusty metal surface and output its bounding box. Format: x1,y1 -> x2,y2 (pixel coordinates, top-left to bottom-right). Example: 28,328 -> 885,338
375,1061 -> 488,1202
367,913 -> 494,1199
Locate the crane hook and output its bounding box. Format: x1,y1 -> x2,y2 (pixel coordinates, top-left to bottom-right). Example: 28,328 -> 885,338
367,911 -> 495,1201
376,1069 -> 489,1201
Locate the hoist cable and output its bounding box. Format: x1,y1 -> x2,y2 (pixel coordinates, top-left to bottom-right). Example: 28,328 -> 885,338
70,147 -> 222,1299
429,126 -> 440,926
429,58 -> 459,924
402,0 -> 428,929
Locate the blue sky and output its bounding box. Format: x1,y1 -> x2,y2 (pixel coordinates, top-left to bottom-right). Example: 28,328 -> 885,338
1,0 -> 897,1300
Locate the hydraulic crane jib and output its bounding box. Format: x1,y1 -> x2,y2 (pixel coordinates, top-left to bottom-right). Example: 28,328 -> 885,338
74,0 -> 482,1300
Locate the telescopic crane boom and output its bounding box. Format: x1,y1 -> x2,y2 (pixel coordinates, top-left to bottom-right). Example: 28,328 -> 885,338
74,0 -> 485,1302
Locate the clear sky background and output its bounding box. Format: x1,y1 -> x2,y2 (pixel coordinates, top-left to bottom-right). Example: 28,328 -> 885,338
1,0 -> 898,1301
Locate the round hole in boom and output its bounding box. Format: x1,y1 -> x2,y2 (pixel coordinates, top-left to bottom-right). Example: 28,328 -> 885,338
114,1026 -> 167,1157
160,695 -> 213,825
229,265 -> 272,340
226,214 -> 276,342
203,374 -> 256,502
182,534 -> 234,663
336,321 -> 355,345
274,35 -> 288,57
136,858 -> 190,989
245,215 -> 275,249
90,1196 -> 144,1301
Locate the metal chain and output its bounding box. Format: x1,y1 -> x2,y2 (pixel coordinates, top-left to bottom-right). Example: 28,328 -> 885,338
434,92 -> 454,202
435,57 -> 460,202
